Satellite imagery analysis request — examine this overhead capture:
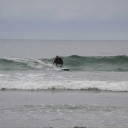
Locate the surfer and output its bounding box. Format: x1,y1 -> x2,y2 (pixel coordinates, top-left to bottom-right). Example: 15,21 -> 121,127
53,55 -> 63,67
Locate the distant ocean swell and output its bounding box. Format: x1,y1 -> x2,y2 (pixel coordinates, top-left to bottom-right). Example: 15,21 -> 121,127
0,55 -> 128,72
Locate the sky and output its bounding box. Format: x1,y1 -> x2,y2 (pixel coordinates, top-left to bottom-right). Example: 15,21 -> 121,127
0,0 -> 128,40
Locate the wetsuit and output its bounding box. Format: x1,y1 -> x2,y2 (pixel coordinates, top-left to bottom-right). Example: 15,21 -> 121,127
53,57 -> 63,67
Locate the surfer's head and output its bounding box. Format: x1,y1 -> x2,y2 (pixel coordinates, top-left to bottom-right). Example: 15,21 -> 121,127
56,55 -> 59,58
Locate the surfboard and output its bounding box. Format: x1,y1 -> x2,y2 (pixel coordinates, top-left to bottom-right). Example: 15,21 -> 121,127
54,67 -> 70,71
61,68 -> 70,71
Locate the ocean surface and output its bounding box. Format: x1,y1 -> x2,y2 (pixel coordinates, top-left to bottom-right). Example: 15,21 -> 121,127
0,40 -> 128,128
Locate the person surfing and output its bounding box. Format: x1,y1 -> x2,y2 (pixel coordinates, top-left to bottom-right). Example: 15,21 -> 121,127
53,55 -> 63,67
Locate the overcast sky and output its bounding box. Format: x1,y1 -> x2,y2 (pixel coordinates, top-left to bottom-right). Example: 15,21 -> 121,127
0,0 -> 128,40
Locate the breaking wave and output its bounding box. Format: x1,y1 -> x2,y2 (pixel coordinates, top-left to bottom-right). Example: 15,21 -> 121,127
0,55 -> 128,72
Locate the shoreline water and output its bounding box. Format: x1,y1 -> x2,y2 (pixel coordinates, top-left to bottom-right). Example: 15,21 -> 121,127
0,90 -> 128,128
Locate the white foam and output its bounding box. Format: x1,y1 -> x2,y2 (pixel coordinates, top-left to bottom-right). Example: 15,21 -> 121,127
2,57 -> 52,69
0,73 -> 128,92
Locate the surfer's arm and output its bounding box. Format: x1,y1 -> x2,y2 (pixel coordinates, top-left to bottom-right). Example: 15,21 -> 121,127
53,59 -> 58,67
53,59 -> 56,65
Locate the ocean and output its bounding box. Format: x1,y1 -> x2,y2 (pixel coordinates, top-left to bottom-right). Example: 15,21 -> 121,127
0,40 -> 128,128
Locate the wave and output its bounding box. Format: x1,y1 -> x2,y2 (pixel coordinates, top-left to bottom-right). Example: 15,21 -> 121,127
0,55 -> 128,72
62,55 -> 128,72
0,76 -> 128,92
0,57 -> 52,71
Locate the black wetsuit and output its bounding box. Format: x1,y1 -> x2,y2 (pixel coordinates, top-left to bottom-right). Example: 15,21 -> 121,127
53,57 -> 63,67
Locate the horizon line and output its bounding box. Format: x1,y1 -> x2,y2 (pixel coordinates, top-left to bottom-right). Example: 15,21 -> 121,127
0,39 -> 128,41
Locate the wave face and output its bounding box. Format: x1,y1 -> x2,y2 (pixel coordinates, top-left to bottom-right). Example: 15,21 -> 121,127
0,55 -> 128,72
0,58 -> 49,71
62,55 -> 128,72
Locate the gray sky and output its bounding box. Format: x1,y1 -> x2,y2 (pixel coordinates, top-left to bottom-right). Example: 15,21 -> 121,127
0,0 -> 128,40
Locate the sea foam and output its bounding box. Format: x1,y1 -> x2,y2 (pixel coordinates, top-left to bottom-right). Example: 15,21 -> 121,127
0,73 -> 128,92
